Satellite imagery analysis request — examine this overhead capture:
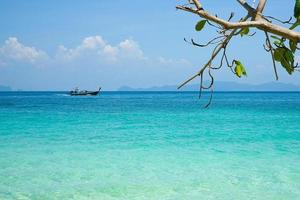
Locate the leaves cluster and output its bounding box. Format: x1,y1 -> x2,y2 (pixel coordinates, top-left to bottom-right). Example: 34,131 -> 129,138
272,36 -> 296,75
192,0 -> 300,80
179,0 -> 300,107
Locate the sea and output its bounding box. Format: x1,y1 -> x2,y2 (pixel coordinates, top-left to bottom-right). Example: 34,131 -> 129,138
0,91 -> 299,200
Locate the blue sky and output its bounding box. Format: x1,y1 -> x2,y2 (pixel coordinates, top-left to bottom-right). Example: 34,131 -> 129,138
0,0 -> 299,90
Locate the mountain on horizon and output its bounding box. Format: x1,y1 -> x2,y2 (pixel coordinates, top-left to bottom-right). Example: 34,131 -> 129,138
118,81 -> 300,91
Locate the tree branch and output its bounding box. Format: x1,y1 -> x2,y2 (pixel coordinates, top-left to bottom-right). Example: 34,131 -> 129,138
236,0 -> 257,16
256,0 -> 267,13
255,0 -> 267,20
176,5 -> 300,42
176,0 -> 299,106
264,31 -> 279,80
178,28 -> 240,89
191,0 -> 202,10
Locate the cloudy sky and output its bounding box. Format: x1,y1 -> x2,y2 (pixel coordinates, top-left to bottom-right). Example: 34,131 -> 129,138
0,0 -> 299,90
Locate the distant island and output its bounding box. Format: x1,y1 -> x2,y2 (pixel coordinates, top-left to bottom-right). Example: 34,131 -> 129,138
119,81 -> 300,92
0,85 -> 12,91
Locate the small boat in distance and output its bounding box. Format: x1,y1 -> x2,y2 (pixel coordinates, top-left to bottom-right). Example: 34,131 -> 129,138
70,87 -> 101,96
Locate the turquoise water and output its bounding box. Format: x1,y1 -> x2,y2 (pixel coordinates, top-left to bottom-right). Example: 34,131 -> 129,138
0,92 -> 300,200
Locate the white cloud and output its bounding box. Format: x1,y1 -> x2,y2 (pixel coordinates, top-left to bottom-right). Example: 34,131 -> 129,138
102,44 -> 119,61
0,37 -> 48,64
119,39 -> 146,60
0,36 -> 182,67
56,36 -> 146,62
0,35 -> 198,90
56,36 -> 106,61
81,36 -> 105,49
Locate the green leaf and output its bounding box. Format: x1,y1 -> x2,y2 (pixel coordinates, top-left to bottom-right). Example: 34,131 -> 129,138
274,47 -> 295,75
234,60 -> 247,78
294,0 -> 300,20
284,48 -> 294,63
281,59 -> 294,75
274,41 -> 283,47
274,48 -> 283,62
290,21 -> 300,30
270,35 -> 281,41
271,36 -> 284,47
195,20 -> 207,32
289,40 -> 297,53
240,27 -> 249,37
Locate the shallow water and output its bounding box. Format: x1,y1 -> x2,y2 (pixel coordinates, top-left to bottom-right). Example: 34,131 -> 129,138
0,92 -> 299,200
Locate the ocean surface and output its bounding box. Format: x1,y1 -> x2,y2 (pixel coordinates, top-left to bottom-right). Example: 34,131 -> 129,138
0,91 -> 299,200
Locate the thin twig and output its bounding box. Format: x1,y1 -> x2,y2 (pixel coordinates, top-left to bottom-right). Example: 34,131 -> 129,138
264,16 -> 293,25
178,26 -> 241,89
264,31 -> 279,80
184,36 -> 224,47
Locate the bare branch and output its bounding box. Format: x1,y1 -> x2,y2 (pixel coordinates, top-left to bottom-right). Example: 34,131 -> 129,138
204,82 -> 214,108
236,0 -> 256,16
184,36 -> 224,48
264,31 -> 279,80
178,27 -> 240,89
191,0 -> 202,10
176,5 -> 300,42
256,0 -> 267,13
264,16 -> 293,25
228,12 -> 234,22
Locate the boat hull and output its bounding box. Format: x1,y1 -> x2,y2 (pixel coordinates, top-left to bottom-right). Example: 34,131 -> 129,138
69,87 -> 101,96
70,91 -> 100,96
